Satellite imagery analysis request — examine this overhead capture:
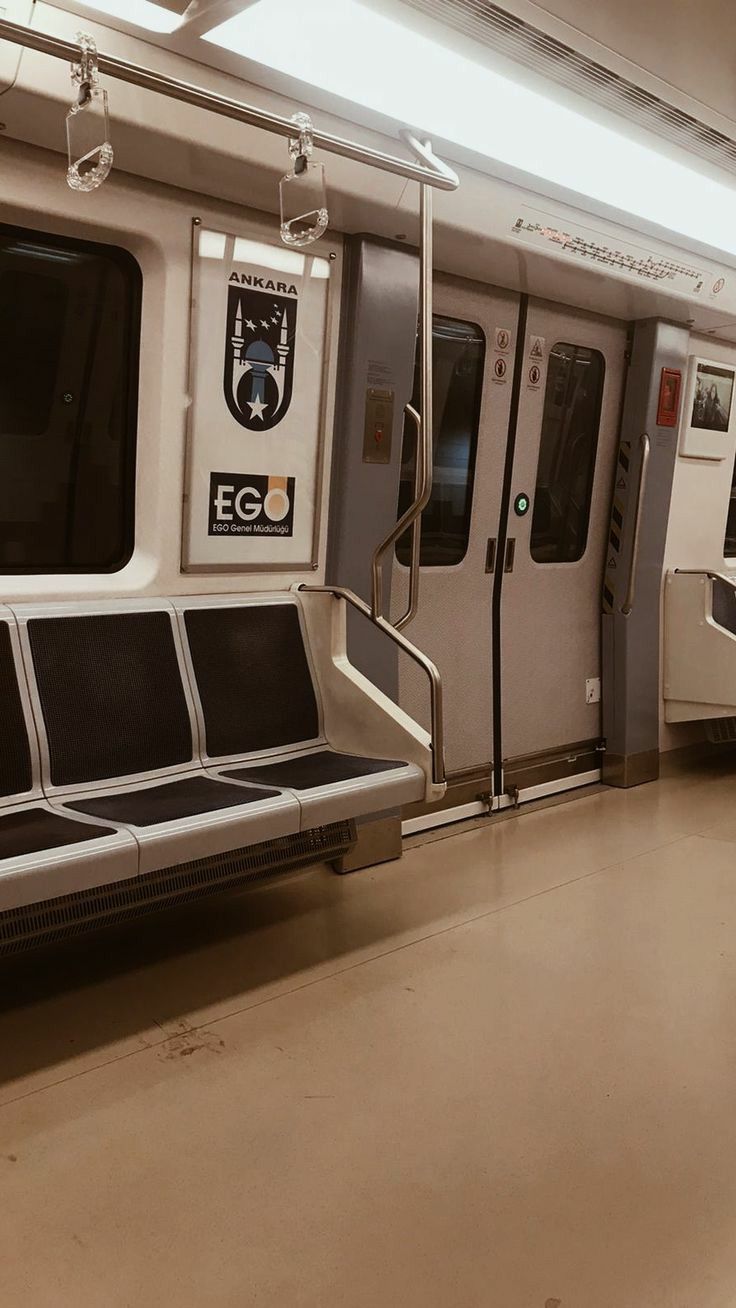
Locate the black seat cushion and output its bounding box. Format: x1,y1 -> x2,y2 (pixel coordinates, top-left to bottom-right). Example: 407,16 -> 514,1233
28,611 -> 194,786
0,807 -> 114,860
0,622 -> 33,799
184,604 -> 319,757
67,775 -> 281,827
224,749 -> 406,791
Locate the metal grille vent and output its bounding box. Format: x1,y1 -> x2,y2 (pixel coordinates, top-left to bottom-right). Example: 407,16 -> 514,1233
401,0 -> 736,175
0,821 -> 355,956
706,717 -> 736,745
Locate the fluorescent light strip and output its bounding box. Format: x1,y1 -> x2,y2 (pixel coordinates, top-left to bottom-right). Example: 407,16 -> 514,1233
199,229 -> 227,259
205,0 -> 736,259
74,0 -> 183,34
200,230 -> 330,277
233,236 -> 306,274
232,237 -> 330,278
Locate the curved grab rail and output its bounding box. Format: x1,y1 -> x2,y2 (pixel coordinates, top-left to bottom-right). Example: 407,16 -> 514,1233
298,583 -> 445,787
394,406 -> 426,632
372,403 -> 431,627
400,129 -> 459,191
621,433 -> 650,616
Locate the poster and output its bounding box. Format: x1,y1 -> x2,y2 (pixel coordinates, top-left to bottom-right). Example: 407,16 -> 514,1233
183,223 -> 334,569
679,356 -> 736,460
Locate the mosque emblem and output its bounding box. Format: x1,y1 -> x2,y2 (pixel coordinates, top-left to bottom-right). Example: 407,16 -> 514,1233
224,284 -> 297,432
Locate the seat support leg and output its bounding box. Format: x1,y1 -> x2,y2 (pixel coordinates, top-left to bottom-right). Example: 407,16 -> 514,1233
333,813 -> 402,874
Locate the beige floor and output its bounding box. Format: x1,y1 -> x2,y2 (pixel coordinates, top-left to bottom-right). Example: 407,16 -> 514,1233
2,758 -> 736,1306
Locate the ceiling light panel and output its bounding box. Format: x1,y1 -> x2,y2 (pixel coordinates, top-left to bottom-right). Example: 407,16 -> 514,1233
204,0 -> 736,261
69,0 -> 186,34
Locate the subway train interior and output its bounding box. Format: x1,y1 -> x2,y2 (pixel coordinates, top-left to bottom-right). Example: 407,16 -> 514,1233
3,0 -> 736,1303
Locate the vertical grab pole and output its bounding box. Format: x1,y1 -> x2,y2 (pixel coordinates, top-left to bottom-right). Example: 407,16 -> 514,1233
370,137 -> 436,626
396,175 -> 434,631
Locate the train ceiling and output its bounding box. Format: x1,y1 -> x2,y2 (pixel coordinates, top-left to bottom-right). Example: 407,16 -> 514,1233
40,0 -> 736,265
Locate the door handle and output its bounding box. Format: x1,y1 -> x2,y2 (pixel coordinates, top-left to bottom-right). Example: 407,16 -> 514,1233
504,538 -> 516,573
485,538 -> 497,573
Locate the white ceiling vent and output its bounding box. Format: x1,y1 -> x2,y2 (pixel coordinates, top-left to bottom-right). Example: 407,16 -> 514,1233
399,0 -> 736,175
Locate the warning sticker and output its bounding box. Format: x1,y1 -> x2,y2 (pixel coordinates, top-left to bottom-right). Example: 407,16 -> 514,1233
528,364 -> 541,387
493,357 -> 508,382
529,336 -> 545,359
494,327 -> 511,352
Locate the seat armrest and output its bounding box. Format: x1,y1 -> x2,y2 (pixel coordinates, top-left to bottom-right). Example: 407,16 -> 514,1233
296,590 -> 444,804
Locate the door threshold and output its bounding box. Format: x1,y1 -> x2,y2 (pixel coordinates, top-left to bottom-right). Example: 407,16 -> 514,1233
402,799 -> 490,836
497,768 -> 601,809
402,769 -> 600,836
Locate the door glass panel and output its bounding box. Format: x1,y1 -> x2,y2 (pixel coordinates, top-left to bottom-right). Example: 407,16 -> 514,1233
530,342 -> 605,564
0,224 -> 141,573
724,457 -> 736,556
396,315 -> 485,567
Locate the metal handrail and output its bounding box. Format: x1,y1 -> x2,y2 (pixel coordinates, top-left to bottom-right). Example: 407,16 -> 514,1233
393,404 -> 423,630
372,153 -> 434,628
621,432 -> 650,616
298,583 -> 445,787
372,401 -> 430,625
673,570 -> 736,583
0,18 -> 460,192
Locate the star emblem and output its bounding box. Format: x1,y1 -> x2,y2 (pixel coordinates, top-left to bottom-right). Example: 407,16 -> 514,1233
260,319 -> 270,328
245,319 -> 256,331
247,396 -> 268,421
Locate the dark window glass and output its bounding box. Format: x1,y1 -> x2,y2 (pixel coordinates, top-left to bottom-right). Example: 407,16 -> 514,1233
0,225 -> 141,573
530,342 -> 605,563
397,316 -> 485,567
724,459 -> 736,557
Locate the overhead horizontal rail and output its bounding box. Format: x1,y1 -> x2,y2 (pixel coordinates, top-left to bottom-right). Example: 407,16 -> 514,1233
0,17 -> 460,191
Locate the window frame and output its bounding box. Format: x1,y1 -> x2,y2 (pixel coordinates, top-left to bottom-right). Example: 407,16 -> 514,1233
0,221 -> 142,575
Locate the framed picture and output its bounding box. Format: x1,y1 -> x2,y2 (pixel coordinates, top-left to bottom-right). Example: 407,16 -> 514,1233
679,356 -> 736,459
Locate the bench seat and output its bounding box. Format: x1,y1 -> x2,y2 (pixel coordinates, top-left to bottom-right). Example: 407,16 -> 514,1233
0,589 -> 438,924
0,608 -> 140,912
67,775 -> 282,825
0,806 -> 115,857
62,772 -> 298,875
222,747 -> 424,826
0,802 -> 138,914
176,596 -> 430,830
13,601 -> 302,883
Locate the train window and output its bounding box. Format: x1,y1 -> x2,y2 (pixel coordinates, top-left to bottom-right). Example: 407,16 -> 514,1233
0,225 -> 141,573
396,316 -> 485,567
530,342 -> 605,564
724,458 -> 736,557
